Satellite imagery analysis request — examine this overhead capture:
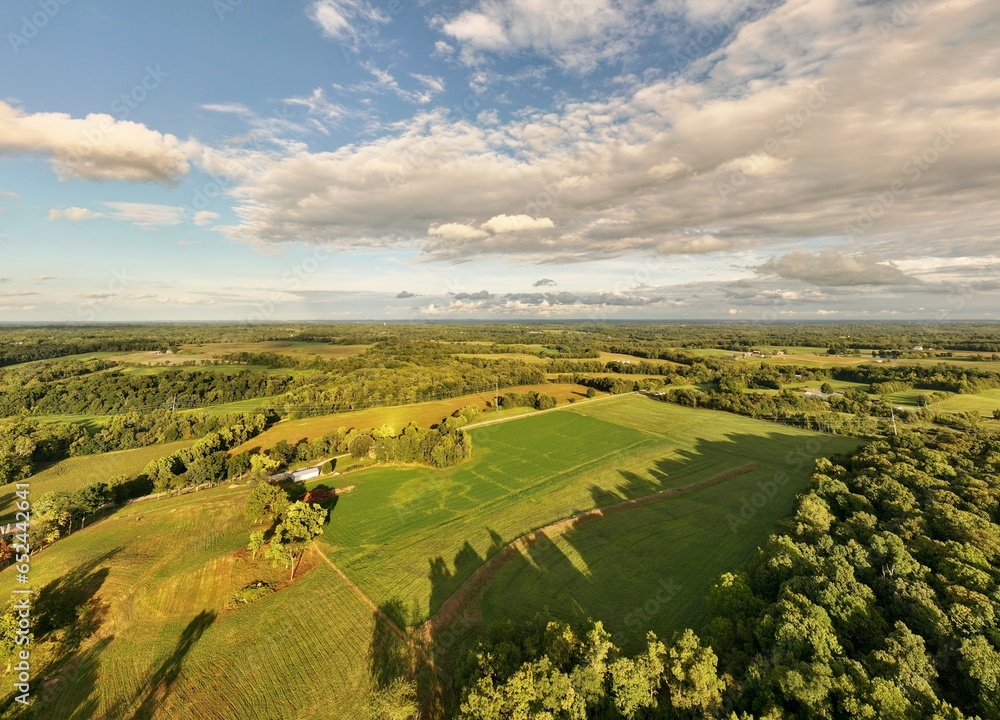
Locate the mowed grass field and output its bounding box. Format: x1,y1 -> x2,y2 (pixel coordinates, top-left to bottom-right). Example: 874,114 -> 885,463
232,382 -> 594,453
320,396 -> 856,624
0,440 -> 196,523
934,388 -> 1000,416
0,485 -> 379,720
478,398 -> 858,650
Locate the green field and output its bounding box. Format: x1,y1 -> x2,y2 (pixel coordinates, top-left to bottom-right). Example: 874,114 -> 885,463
320,396 -> 856,624
479,470 -> 818,650
934,388 -> 1000,416
887,388 -> 939,408
0,486 -> 378,719
33,414 -> 110,432
0,440 -> 196,523
474,398 -> 857,649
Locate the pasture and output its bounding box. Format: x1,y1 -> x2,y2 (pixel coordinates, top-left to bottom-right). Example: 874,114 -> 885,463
319,396 -> 856,625
0,485 -> 380,719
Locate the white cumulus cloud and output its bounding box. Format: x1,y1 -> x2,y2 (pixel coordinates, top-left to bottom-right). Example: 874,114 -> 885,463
0,102 -> 189,184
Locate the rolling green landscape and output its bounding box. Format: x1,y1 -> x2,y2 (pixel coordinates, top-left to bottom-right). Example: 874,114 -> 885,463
5,0 -> 999,714
1,322 -> 998,719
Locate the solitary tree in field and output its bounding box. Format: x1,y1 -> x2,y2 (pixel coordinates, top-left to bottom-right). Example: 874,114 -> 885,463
265,501 -> 328,580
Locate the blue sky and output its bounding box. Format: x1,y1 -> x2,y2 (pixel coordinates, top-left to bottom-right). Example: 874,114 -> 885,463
1,0 -> 998,322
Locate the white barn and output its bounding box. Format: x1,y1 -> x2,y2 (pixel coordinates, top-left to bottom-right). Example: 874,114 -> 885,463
291,467 -> 320,483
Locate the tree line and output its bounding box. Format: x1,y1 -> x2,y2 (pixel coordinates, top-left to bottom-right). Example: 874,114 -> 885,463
0,411 -> 277,486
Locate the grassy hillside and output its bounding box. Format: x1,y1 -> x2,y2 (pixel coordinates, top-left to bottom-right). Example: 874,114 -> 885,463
934,388 -> 1000,416
0,485 -> 379,720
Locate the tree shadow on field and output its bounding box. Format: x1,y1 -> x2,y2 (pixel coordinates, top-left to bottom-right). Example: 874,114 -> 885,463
427,531 -> 506,618
34,636 -> 115,720
128,610 -> 217,720
369,599 -> 413,688
418,425 -> 857,706
2,551 -> 121,718
35,549 -> 121,641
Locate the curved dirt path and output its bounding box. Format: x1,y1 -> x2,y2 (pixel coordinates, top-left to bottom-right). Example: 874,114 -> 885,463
419,461 -> 760,643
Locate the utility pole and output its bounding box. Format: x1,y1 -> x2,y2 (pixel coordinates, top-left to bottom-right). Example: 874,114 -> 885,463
890,404 -> 898,437
495,377 -> 499,411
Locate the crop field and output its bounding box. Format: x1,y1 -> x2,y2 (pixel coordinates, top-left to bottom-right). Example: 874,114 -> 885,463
0,485 -> 379,720
0,440 -> 196,523
476,398 -> 858,649
231,382 -> 594,453
319,396 -> 856,624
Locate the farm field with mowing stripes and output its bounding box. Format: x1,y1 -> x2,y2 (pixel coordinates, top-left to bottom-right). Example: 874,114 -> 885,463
231,382 -> 595,453
320,396 -> 857,625
0,439 -> 196,523
0,484 -> 379,720
476,396 -> 859,650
